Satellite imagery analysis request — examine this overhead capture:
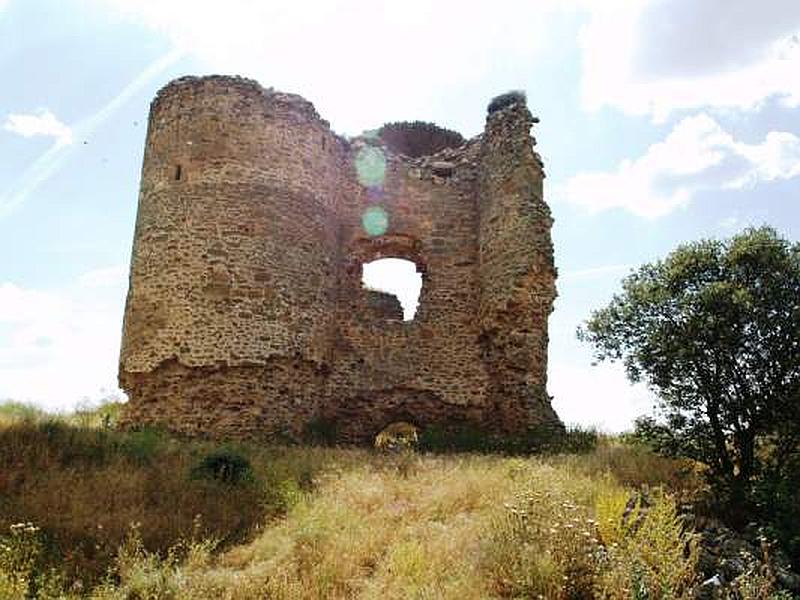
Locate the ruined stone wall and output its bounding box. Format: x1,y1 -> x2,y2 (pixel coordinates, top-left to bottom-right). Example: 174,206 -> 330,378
326,139 -> 491,441
477,104 -> 559,430
119,75 -> 561,442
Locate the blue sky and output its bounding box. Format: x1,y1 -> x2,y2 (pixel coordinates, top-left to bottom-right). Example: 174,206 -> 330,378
1,0 -> 799,430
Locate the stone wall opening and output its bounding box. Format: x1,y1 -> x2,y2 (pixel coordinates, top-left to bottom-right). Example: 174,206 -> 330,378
374,421 -> 419,450
361,258 -> 422,321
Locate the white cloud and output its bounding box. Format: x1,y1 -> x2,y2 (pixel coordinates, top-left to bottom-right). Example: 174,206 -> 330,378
92,0 -> 570,134
0,270 -> 128,411
92,0 -> 800,128
0,283 -> 65,325
579,0 -> 800,119
564,113 -> 800,218
3,109 -> 73,146
549,362 -> 654,432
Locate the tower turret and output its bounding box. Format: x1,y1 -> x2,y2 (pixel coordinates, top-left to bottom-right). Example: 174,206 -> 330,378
120,76 -> 343,436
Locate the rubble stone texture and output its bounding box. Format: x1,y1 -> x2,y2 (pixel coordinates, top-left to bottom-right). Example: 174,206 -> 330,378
119,75 -> 562,443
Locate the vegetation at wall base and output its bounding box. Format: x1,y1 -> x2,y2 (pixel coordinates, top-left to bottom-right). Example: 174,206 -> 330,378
3,401 -> 797,598
190,449 -> 255,485
417,422 -> 598,455
301,414 -> 339,446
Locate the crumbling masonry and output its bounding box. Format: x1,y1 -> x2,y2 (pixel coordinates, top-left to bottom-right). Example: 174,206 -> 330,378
119,76 -> 562,442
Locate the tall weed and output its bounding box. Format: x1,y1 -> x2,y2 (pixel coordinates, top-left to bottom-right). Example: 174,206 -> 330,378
594,490 -> 698,598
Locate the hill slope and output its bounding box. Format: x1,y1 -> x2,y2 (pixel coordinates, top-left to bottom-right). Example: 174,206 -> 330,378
1,404 -> 793,599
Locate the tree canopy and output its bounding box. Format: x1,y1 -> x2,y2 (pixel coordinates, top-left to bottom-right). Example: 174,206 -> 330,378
578,227 -> 800,511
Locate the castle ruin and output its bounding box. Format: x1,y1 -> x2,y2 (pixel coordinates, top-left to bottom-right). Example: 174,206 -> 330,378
118,76 -> 561,443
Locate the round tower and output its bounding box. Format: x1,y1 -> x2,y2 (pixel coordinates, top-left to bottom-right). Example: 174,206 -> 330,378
119,76 -> 343,437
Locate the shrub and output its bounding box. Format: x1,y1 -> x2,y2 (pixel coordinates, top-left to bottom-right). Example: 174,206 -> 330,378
485,472 -> 697,598
417,423 -> 489,453
302,415 -> 339,446
557,441 -> 707,500
755,448 -> 800,571
118,427 -> 168,466
557,425 -> 600,454
38,418 -> 68,441
417,423 -> 593,456
190,449 -> 254,485
487,90 -> 527,115
89,525 -> 218,600
594,489 -> 698,598
0,523 -> 66,599
37,420 -> 113,466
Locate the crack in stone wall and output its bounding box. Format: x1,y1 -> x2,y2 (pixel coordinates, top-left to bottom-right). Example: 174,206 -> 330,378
119,75 -> 562,443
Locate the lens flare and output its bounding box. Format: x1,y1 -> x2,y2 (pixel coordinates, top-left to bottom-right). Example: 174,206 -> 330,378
355,146 -> 386,188
362,206 -> 389,237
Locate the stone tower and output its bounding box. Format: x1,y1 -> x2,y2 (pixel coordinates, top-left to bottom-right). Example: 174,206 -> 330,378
119,75 -> 561,442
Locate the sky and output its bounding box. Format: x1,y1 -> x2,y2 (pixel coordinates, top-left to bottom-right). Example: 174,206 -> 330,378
1,0 -> 799,430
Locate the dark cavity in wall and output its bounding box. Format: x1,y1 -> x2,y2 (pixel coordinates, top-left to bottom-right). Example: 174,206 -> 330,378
377,121 -> 465,158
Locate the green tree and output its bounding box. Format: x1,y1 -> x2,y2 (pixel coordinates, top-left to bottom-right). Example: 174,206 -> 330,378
578,227 -> 800,519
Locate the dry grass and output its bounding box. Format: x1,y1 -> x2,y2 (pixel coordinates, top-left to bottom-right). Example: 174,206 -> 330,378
214,456 -> 514,599
0,416 -> 364,589
86,456 -> 700,599
0,404 -> 709,599
554,440 -> 707,500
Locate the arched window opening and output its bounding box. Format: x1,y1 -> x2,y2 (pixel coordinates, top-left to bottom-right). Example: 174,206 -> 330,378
361,258 -> 422,321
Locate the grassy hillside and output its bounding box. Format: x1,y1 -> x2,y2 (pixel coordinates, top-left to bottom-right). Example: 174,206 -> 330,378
0,402 -> 792,599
